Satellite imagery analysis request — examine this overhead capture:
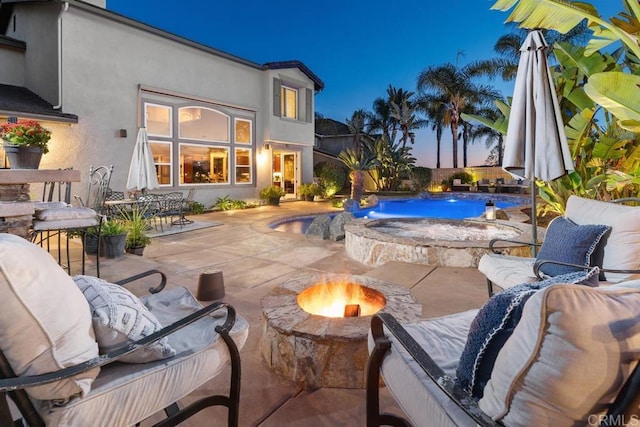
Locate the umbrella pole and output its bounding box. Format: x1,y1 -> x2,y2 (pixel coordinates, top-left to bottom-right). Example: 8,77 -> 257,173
530,180 -> 538,257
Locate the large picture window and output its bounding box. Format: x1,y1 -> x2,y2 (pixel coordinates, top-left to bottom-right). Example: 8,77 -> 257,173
179,144 -> 229,185
142,96 -> 254,189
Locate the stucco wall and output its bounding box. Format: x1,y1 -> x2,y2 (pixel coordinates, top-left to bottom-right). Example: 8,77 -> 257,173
0,47 -> 25,86
38,5 -> 318,207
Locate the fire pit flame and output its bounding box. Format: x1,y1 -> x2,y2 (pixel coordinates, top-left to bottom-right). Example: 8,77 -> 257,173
297,279 -> 385,318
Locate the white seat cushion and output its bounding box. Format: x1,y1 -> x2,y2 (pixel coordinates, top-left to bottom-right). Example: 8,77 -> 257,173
566,196 -> 640,281
32,217 -> 99,231
39,287 -> 249,426
0,233 -> 99,401
477,253 -> 537,291
368,310 -> 478,427
35,206 -> 97,221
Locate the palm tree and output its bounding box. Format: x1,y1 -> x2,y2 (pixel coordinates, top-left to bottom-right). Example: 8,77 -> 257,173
416,94 -> 447,168
345,109 -> 369,153
417,63 -> 500,168
338,146 -> 378,201
390,97 -> 428,152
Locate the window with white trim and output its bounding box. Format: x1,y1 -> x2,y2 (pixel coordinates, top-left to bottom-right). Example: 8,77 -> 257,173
149,141 -> 172,185
234,118 -> 252,144
145,103 -> 172,137
179,143 -> 229,185
179,107 -> 229,142
235,148 -> 252,184
281,85 -> 298,119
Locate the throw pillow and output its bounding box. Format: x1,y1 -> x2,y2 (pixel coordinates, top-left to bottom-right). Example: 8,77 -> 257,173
0,234 -> 99,401
479,284 -> 640,425
536,216 -> 610,277
73,275 -> 176,363
456,267 -> 599,398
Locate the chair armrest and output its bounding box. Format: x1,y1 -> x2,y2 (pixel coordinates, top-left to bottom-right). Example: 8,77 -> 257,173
489,238 -> 540,254
0,300 -> 236,392
534,260 -> 640,280
114,269 -> 167,294
369,313 -> 499,426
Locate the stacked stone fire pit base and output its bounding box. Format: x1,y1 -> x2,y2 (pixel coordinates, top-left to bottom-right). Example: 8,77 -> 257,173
260,274 -> 421,389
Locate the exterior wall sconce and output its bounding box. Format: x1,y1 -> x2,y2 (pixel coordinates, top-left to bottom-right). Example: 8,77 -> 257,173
485,200 -> 496,221
119,129 -> 127,138
264,143 -> 270,150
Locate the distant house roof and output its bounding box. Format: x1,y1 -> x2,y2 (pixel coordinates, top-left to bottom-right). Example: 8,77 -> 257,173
264,61 -> 324,92
315,117 -> 350,136
0,84 -> 78,123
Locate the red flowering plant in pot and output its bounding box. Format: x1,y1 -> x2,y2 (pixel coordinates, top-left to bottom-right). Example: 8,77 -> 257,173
0,120 -> 52,169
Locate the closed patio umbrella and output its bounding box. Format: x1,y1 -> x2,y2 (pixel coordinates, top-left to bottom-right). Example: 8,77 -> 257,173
502,30 -> 574,255
126,127 -> 159,193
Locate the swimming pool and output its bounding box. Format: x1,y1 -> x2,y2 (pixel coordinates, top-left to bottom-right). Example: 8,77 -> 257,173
271,194 -> 526,233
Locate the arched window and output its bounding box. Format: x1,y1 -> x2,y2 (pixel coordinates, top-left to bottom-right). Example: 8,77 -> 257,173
178,107 -> 229,142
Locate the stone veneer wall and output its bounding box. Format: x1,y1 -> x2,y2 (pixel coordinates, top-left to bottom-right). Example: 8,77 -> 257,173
0,184 -> 33,238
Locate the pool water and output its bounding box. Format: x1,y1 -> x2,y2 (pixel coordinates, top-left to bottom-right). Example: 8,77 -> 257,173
271,196 -> 523,234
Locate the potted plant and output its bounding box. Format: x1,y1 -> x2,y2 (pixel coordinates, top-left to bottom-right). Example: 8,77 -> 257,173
120,206 -> 152,256
299,183 -> 320,201
260,185 -> 286,206
100,218 -> 127,258
0,120 -> 51,169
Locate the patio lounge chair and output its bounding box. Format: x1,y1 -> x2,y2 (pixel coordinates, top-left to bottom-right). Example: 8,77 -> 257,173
366,276 -> 640,426
0,233 -> 248,426
478,196 -> 640,296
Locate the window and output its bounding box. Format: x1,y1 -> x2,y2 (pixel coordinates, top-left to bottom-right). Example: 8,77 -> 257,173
145,104 -> 172,137
234,119 -> 252,144
179,107 -> 229,142
179,144 -> 229,185
235,148 -> 252,184
281,85 -> 298,119
149,141 -> 172,185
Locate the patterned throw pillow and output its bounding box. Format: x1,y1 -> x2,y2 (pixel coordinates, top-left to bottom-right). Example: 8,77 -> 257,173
536,216 -> 610,277
456,267 -> 599,398
74,275 -> 176,363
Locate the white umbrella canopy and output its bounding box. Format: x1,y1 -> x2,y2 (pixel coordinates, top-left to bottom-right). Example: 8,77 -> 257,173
502,30 -> 574,254
126,127 -> 159,193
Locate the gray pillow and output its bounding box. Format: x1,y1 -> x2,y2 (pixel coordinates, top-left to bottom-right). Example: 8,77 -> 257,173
536,216 -> 610,277
74,275 -> 176,363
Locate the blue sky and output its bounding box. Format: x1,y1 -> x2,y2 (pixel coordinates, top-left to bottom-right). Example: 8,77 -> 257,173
107,0 -> 624,168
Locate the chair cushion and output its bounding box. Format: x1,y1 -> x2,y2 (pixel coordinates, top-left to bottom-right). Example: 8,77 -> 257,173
536,216 -> 610,277
566,196 -> 640,281
479,284 -> 640,425
34,206 -> 97,221
456,268 -> 599,398
0,233 -> 99,401
477,253 -> 537,291
40,287 -> 249,426
73,276 -> 176,363
368,310 -> 478,427
32,217 -> 99,231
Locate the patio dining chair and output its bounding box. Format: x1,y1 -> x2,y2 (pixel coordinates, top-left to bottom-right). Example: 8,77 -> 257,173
0,233 -> 248,426
31,165 -> 114,277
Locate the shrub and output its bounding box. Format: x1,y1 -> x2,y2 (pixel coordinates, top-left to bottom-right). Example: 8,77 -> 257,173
446,171 -> 474,186
190,201 -> 205,214
259,185 -> 286,200
314,162 -> 346,198
411,166 -> 432,191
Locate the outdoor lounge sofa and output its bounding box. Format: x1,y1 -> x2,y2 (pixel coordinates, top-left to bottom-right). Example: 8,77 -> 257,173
478,196 -> 640,296
366,277 -> 640,426
0,233 -> 248,427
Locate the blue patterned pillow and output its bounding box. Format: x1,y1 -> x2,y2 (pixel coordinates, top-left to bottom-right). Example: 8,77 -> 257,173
456,267 -> 599,398
536,216 -> 610,277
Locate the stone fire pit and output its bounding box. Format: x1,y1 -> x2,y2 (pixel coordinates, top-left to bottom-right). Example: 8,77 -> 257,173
260,274 -> 421,389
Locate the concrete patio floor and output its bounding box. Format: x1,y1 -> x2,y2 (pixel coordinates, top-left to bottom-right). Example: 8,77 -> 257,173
68,200 -> 489,426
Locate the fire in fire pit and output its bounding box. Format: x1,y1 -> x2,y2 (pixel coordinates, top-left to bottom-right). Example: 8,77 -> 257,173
297,281 -> 386,318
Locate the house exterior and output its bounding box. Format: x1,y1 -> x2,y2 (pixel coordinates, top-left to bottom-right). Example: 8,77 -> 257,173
0,0 -> 323,206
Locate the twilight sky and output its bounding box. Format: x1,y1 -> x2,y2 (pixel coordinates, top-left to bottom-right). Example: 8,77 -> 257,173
107,0 -> 624,168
